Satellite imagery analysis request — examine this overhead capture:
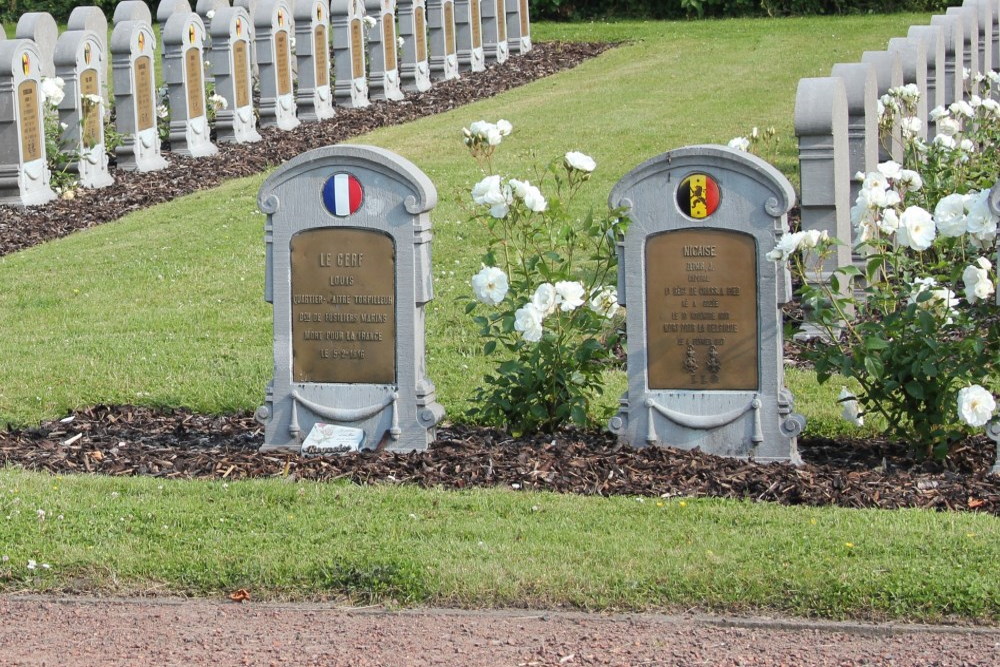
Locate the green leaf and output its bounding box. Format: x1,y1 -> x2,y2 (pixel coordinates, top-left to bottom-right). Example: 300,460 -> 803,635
904,381 -> 925,400
864,336 -> 890,351
483,340 -> 497,355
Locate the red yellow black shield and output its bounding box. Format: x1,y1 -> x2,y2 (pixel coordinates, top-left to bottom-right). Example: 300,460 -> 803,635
676,173 -> 721,219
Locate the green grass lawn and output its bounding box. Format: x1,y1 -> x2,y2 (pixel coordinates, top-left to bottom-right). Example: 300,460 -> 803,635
2,14 -> 997,621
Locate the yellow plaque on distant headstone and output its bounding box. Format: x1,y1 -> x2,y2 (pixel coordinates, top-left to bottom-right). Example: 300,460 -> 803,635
17,80 -> 42,163
185,47 -> 205,119
471,0 -> 482,48
314,25 -> 329,84
444,2 -> 456,56
275,30 -> 292,95
415,7 -> 427,62
234,41 -> 251,108
80,68 -> 101,148
382,13 -> 396,71
350,18 -> 364,79
519,0 -> 528,34
134,55 -> 155,131
497,0 -> 506,40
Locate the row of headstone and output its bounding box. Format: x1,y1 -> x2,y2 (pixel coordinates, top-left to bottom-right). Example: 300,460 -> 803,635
256,142 -> 802,463
0,0 -> 532,206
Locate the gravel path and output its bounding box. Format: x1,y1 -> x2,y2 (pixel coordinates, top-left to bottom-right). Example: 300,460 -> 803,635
1,596 -> 997,666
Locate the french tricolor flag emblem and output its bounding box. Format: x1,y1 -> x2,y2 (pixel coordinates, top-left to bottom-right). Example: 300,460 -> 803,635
322,172 -> 364,217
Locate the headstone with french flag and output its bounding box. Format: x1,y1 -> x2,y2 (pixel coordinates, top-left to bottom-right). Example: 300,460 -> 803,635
322,172 -> 365,216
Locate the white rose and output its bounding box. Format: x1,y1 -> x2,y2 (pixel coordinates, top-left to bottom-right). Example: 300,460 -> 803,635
514,303 -> 544,342
838,387 -> 863,427
471,175 -> 507,206
765,231 -> 803,262
509,180 -> 546,212
397,36 -> 404,49
933,193 -> 969,238
531,283 -> 558,316
495,119 -> 512,136
957,385 -> 996,427
897,206 -> 935,251
876,161 -> 902,180
554,281 -> 585,311
949,99 -> 974,118
900,116 -> 922,138
877,208 -> 900,235
898,170 -> 922,190
936,116 -> 961,137
564,151 -> 596,173
933,134 -> 957,150
589,286 -> 619,318
40,76 -> 65,106
727,136 -> 750,152
962,260 -> 994,304
965,190 -> 999,239
471,266 -> 509,306
929,105 -> 949,122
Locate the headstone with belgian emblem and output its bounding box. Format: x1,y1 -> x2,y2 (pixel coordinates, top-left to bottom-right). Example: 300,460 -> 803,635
15,12 -> 58,77
397,0 -> 432,92
294,0 -> 336,121
365,0 -> 405,101
608,145 -> 804,463
332,0 -> 370,108
480,0 -> 508,64
455,0 -> 485,72
504,0 -> 530,54
255,0 -> 300,130
256,144 -> 445,453
111,19 -> 169,172
427,0 -> 460,80
113,1 -> 154,26
67,7 -> 109,61
209,6 -> 262,143
163,12 -> 219,157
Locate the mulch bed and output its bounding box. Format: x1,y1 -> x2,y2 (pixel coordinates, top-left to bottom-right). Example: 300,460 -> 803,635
1,406 -> 997,515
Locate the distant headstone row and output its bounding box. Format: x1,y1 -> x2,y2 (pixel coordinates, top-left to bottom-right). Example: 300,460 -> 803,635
0,0 -> 532,206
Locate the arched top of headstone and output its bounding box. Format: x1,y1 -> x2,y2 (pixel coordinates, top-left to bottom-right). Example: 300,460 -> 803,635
860,50 -> 904,91
0,38 -> 41,76
364,0 -> 389,12
794,76 -> 847,137
609,144 -> 795,223
295,0 -> 326,22
114,1 -> 154,25
111,19 -> 157,55
197,0 -> 232,15
158,0 -> 194,24
15,12 -> 57,76
163,11 -> 207,46
53,29 -> 103,69
67,7 -> 109,48
211,6 -> 252,39
830,62 -> 877,115
259,144 -> 437,217
256,0 -> 292,29
332,0 -> 365,18
887,37 -> 925,81
930,14 -> 963,53
947,4 -> 979,39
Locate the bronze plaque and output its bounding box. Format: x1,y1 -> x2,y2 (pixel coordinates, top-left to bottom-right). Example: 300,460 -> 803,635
350,19 -> 364,79
415,7 -> 427,62
291,228 -> 397,384
135,55 -> 154,131
444,2 -> 456,56
17,80 -> 42,163
471,0 -> 482,48
275,30 -> 292,95
382,13 -> 397,71
80,68 -> 101,148
185,47 -> 205,119
314,25 -> 329,84
233,40 -> 251,108
519,0 -> 528,34
645,228 -> 758,391
496,0 -> 506,41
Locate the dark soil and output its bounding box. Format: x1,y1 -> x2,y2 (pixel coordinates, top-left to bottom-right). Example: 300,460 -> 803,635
2,405 -> 997,515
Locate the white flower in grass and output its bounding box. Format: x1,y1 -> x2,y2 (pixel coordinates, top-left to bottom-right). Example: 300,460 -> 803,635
934,193 -> 969,238
496,119 -> 513,136
514,303 -> 544,342
471,174 -> 507,207
466,120 -> 503,146
957,385 -> 996,428
962,257 -> 994,304
564,151 -> 596,173
27,560 -> 36,570
554,281 -> 585,311
509,178 -> 547,212
471,266 -> 508,306
589,286 -> 619,318
838,387 -> 863,427
727,136 -> 750,152
936,116 -> 961,137
897,206 -> 935,251
531,282 -> 558,316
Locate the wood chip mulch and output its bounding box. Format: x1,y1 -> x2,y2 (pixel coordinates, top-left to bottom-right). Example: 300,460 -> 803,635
2,406 -> 997,515
0,41 -> 612,258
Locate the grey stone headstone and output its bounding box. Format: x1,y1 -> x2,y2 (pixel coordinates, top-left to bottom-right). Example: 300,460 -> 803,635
113,1 -> 154,26
967,0 -> 994,78
794,77 -> 853,341
209,6 -> 261,143
111,20 -> 169,172
257,144 -> 445,453
908,24 -> 945,114
294,0 -> 335,121
158,0 -> 194,26
15,12 -> 58,77
331,0 -> 370,108
53,30 -> 113,189
67,7 -> 109,60
162,12 -> 218,157
480,0 -> 508,64
949,3 -> 980,88
830,63 -> 878,214
364,0 -> 405,101
887,36 -> 928,140
455,0 -> 485,72
931,13 -> 966,106
233,0 -> 260,75
397,0 -> 432,92
196,0 -> 232,80
427,0 -> 460,80
860,49 -> 904,163
0,39 -> 57,206
255,0 -> 300,129
607,145 -> 804,463
504,0 -> 529,54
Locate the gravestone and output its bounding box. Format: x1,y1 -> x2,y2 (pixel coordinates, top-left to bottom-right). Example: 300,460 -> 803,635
931,13 -> 965,106
163,12 -> 218,157
830,63 -> 878,214
53,30 -> 113,189
860,49 -> 904,162
157,0 -> 194,26
607,145 -> 804,462
908,25 -> 945,116
67,7 -> 109,60
397,0 -> 432,92
504,0 -> 530,54
113,1 -> 154,26
365,0 -> 405,101
256,144 -> 445,453
196,0 -> 232,81
255,0 -> 300,130
15,12 -> 58,77
455,0 -> 485,72
294,0 -> 335,121
480,0 -> 508,63
948,4 -> 980,88
233,0 -> 261,75
794,77 -> 853,340
111,20 -> 169,172
887,36 -> 928,140
209,6 -> 262,143
427,0 -> 459,80
331,0 -> 370,108
0,39 -> 57,206
968,0 -> 994,78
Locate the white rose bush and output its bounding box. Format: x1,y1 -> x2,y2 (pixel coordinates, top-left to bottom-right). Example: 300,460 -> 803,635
782,79 -> 1000,459
462,120 -> 626,434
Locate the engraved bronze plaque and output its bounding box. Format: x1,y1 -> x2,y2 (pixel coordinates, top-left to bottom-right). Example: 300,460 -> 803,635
645,229 -> 758,391
185,47 -> 205,119
80,68 -> 101,148
233,40 -> 251,108
314,25 -> 329,83
135,55 -> 154,131
291,228 -> 397,384
471,0 -> 482,48
382,13 -> 397,71
519,0 -> 528,34
17,80 -> 42,163
496,0 -> 506,40
275,30 -> 292,95
444,2 -> 456,56
415,7 -> 427,61
350,19 -> 364,79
